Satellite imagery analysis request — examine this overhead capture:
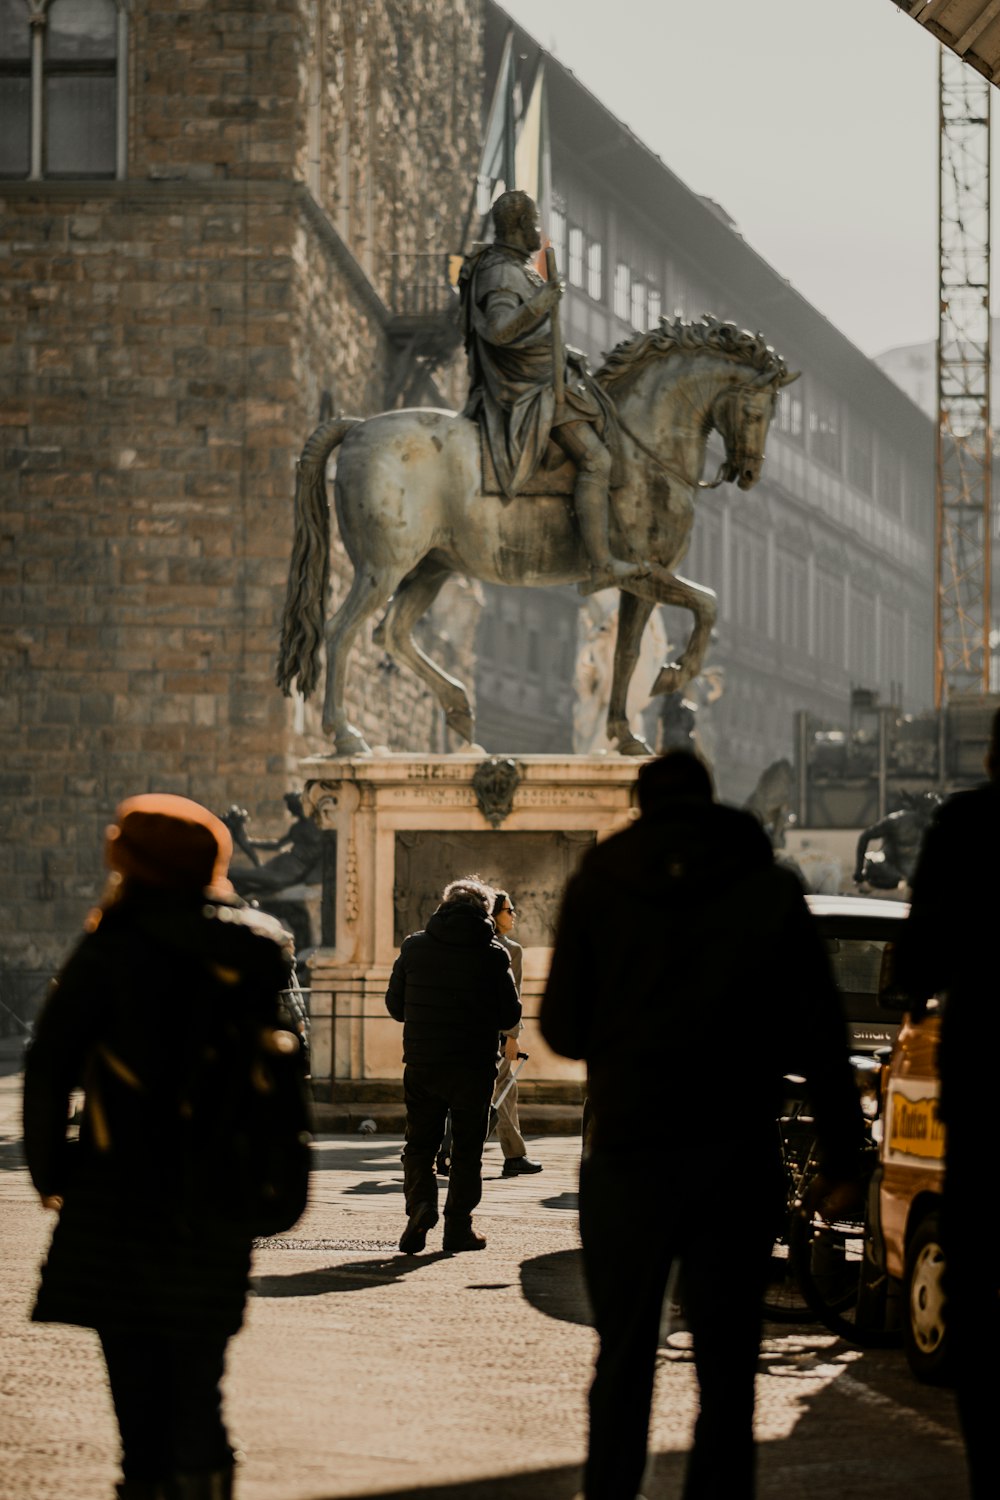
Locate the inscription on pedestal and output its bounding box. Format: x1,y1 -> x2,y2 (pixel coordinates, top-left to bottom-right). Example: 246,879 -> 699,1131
392,830 -> 595,948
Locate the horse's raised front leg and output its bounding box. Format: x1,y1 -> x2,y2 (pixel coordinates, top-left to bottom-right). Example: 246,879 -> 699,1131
643,568 -> 718,698
322,566 -> 400,754
373,556 -> 476,746
606,591 -> 655,756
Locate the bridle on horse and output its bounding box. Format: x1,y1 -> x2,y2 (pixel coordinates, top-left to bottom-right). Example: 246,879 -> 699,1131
615,380 -> 769,491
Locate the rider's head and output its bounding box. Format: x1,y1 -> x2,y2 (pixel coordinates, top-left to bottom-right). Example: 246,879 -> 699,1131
492,190 -> 539,250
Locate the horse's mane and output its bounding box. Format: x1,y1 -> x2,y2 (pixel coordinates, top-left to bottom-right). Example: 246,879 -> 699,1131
595,312 -> 789,392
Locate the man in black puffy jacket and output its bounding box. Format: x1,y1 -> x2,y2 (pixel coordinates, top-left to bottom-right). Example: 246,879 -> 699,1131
386,876 -> 520,1255
541,751 -> 864,1500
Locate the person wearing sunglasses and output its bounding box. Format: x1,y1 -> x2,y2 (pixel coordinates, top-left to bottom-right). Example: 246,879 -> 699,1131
491,890 -> 542,1177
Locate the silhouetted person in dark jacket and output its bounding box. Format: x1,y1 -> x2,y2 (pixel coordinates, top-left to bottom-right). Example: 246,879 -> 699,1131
895,706 -> 1000,1500
386,876 -> 520,1255
23,794 -> 305,1500
541,750 -> 865,1500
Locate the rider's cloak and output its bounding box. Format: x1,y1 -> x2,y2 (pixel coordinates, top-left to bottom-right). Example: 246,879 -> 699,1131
459,242 -> 608,499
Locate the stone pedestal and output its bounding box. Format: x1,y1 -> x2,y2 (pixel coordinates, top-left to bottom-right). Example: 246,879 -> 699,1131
299,754 -> 641,1127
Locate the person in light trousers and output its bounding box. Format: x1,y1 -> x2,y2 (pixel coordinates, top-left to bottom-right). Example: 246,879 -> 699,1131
491,889 -> 542,1177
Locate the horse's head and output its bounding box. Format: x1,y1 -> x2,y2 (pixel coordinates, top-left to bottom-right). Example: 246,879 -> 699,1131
709,367 -> 800,491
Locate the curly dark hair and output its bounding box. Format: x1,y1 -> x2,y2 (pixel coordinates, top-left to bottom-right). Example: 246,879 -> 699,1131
441,875 -> 494,913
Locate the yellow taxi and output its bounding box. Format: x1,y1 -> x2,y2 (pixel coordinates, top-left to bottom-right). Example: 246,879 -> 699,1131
788,898 -> 951,1384
873,1000 -> 948,1381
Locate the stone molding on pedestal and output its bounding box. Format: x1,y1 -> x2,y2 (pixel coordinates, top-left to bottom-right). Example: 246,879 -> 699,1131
299,753 -> 645,1107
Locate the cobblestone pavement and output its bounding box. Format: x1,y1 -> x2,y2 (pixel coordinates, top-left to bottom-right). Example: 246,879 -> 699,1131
0,1062 -> 969,1500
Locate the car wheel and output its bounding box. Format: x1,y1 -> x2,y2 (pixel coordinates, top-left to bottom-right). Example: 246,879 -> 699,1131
903,1211 -> 951,1384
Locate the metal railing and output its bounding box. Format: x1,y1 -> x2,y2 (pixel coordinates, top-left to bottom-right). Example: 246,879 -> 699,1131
383,251 -> 458,319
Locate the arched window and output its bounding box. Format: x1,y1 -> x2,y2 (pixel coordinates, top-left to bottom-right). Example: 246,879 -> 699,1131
0,0 -> 125,180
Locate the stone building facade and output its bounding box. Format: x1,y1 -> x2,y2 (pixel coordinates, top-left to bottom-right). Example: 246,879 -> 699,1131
1,0 -> 482,1009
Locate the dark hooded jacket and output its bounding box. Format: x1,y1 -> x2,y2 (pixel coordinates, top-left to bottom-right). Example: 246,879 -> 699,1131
894,779 -> 1000,1127
23,891 -> 296,1338
385,901 -> 521,1072
540,797 -> 864,1177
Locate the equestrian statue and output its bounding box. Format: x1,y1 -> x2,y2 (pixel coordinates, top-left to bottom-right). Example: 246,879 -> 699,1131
277,190 -> 799,756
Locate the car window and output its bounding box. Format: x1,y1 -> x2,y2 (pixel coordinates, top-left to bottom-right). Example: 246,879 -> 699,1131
824,937 -> 888,1023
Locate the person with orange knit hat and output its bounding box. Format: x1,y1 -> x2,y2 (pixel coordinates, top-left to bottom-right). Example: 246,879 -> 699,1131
23,794 -> 310,1500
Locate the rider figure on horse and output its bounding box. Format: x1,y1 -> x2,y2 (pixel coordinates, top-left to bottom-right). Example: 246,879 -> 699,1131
459,189 -> 644,585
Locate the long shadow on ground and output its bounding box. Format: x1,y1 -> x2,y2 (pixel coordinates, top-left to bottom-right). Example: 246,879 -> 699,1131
520,1246 -> 592,1327
250,1252 -> 451,1297
309,1460 -> 587,1499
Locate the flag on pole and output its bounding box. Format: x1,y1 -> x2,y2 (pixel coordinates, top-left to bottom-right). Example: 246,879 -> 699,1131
514,61 -> 544,203
478,27 -> 515,211
476,41 -> 552,275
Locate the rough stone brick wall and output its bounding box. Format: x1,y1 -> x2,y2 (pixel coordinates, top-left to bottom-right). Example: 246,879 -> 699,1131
0,1 -> 484,1002
132,0 -> 304,184
315,0 -> 482,291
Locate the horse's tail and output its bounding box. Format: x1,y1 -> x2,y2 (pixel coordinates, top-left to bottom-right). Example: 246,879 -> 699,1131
276,417 -> 363,699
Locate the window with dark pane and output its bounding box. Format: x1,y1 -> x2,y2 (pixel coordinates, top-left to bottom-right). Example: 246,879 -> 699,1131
44,0 -> 117,178
0,0 -> 31,178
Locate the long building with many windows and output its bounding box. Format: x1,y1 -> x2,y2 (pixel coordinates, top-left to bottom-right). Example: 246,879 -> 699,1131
474,3 -> 936,798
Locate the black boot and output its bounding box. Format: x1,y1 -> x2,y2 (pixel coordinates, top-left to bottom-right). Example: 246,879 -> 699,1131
442,1217 -> 487,1253
114,1483 -> 169,1500
399,1200 -> 438,1254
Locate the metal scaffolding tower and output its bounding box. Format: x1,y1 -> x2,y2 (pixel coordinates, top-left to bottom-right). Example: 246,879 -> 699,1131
936,47 -> 992,704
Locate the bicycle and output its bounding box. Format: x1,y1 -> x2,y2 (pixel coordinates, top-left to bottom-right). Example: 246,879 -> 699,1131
787,1053 -> 900,1348
761,1076 -> 824,1323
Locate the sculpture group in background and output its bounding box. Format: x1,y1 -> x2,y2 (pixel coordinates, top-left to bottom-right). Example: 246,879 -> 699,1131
853,791 -> 942,891
651,660 -> 723,760
277,192 -> 797,759
224,793 -> 322,897
222,793 -> 323,953
743,758 -> 794,850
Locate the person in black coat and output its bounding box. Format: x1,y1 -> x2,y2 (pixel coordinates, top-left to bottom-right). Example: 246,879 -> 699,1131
894,707 -> 1000,1500
23,794 -> 306,1500
540,751 -> 865,1500
386,875 -> 521,1255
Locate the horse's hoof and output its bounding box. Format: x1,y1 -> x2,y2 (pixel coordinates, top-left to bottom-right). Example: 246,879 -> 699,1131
325,722 -> 372,756
616,735 -> 653,756
651,663 -> 685,696
609,724 -> 653,756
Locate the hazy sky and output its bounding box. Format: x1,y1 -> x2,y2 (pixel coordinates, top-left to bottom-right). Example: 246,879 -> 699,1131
498,0 -> 974,360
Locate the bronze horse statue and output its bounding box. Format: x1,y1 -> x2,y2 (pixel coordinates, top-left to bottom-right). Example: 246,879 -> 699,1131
277,314 -> 798,755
